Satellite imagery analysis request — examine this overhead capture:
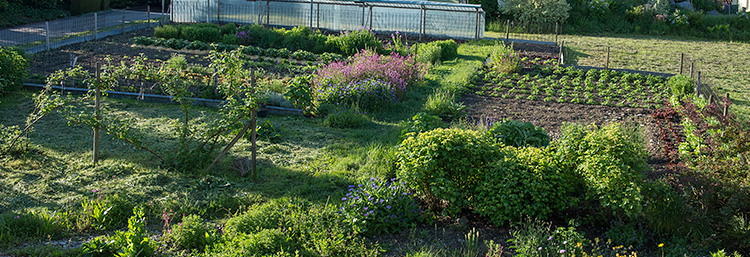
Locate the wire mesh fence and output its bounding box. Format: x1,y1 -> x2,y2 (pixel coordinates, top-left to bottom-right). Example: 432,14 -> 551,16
0,9 -> 166,54
171,0 -> 484,40
493,19 -> 560,44
559,44 -> 726,107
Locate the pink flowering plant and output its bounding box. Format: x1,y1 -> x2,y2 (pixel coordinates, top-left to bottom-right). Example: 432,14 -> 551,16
235,30 -> 252,45
314,50 -> 425,110
339,178 -> 421,235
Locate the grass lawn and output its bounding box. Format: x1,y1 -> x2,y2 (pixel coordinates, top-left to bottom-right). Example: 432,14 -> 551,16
486,31 -> 750,122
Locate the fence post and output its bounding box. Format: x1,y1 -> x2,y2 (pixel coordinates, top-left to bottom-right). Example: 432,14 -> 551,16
217,0 -> 221,24
266,0 -> 270,25
475,9 -> 480,41
122,9 -> 125,34
723,93 -> 730,117
361,2 -> 365,27
316,2 -> 320,29
505,20 -> 510,45
147,6 -> 151,28
606,46 -> 610,70
369,5 -> 373,30
251,69 -> 257,181
555,22 -> 559,43
45,21 -> 50,51
420,5 -> 425,41
93,63 -> 101,165
679,53 -> 684,74
696,71 -> 701,96
94,13 -> 98,40
161,0 -> 165,25
310,0 -> 313,28
206,0 -> 210,23
559,41 -> 564,66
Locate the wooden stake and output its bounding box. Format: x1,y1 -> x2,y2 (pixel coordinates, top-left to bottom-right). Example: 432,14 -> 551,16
505,19 -> 510,45
606,46 -> 610,70
724,93 -> 730,117
93,63 -> 101,165
251,109 -> 257,181
679,53 -> 684,74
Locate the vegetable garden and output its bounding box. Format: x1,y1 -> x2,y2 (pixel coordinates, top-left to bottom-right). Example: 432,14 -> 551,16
1,23 -> 749,257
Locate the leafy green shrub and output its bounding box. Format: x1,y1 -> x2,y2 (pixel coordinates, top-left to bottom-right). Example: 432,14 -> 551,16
667,74 -> 694,97
554,123 -> 649,218
285,75 -> 314,113
317,78 -> 398,111
327,28 -> 383,56
291,50 -> 317,61
221,34 -> 238,45
165,214 -> 215,250
220,23 -> 236,35
282,26 -> 328,53
323,107 -> 371,129
78,194 -> 133,231
400,112 -> 445,140
499,0 -> 571,24
0,46 -> 28,95
164,38 -> 189,50
319,52 -> 344,64
86,207 -> 156,257
433,39 -> 458,61
415,43 -> 441,65
489,43 -> 521,74
154,24 -> 181,39
180,26 -> 222,43
423,90 -> 465,121
487,119 -> 550,147
186,40 -> 210,51
133,36 -> 154,46
339,178 -> 420,235
238,24 -> 284,48
396,128 -> 500,214
474,147 -> 571,225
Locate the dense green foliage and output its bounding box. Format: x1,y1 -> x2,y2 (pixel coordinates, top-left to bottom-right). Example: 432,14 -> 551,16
164,214 -> 215,250
474,147 -> 571,225
498,0 -> 571,24
0,0 -> 65,28
396,128 -> 500,214
0,47 -> 28,96
667,74 -> 695,97
555,123 -> 649,218
487,119 -> 550,147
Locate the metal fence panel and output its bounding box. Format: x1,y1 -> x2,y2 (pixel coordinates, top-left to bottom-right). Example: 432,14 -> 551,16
172,0 -> 484,39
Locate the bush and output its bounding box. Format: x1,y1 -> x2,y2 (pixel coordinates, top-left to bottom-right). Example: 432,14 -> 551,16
220,23 -> 236,35
339,178 -> 420,235
323,107 -> 371,129
474,147 -> 571,225
180,26 -> 222,43
221,34 -> 238,45
489,43 -> 521,74
433,39 -> 458,61
186,40 -> 210,51
282,26 -> 328,52
154,25 -> 181,39
487,119 -> 550,147
667,74 -> 694,97
400,112 -> 445,140
554,123 -> 649,218
238,24 -> 283,48
396,128 -> 500,214
164,214 -> 215,250
0,47 -> 28,96
415,43 -> 441,65
423,89 -> 465,121
499,0 -> 571,25
133,36 -> 154,46
327,28 -> 383,56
